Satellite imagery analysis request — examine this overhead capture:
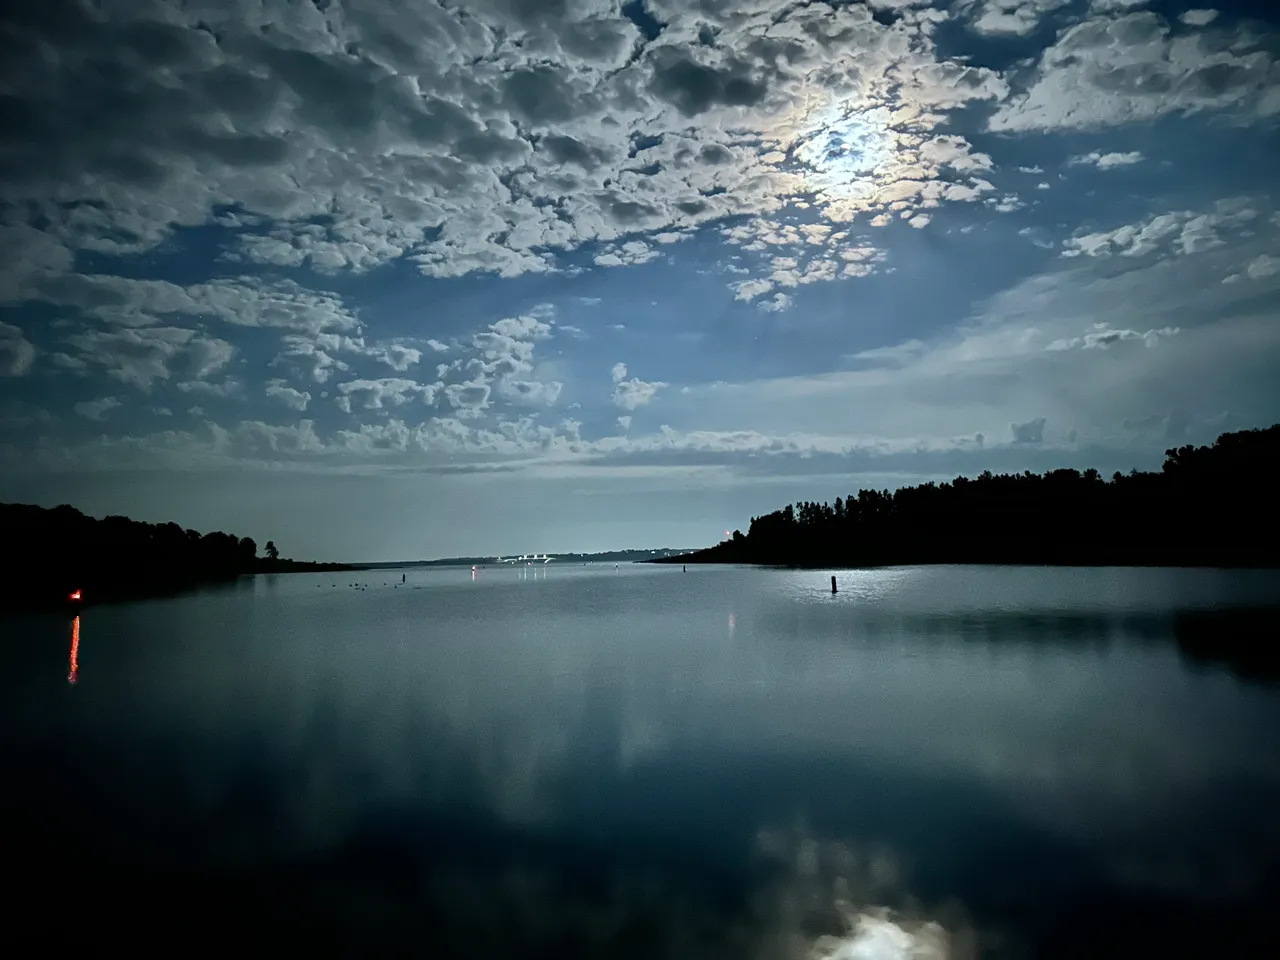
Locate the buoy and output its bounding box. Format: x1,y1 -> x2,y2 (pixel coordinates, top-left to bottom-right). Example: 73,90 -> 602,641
831,575 -> 837,594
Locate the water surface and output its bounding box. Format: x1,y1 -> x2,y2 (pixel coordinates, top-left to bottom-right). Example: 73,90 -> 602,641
4,564 -> 1279,957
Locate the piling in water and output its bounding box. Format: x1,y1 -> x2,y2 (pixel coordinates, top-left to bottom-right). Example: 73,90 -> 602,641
831,575 -> 837,594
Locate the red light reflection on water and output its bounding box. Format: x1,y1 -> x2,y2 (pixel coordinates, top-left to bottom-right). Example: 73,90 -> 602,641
68,616 -> 80,685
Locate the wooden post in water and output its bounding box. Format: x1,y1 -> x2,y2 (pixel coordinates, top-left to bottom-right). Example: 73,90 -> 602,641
831,575 -> 837,594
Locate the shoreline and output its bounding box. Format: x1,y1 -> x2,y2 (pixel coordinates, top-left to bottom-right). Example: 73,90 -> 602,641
1,562 -> 370,615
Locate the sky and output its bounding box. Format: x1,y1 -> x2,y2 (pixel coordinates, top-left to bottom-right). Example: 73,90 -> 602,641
1,0 -> 1278,561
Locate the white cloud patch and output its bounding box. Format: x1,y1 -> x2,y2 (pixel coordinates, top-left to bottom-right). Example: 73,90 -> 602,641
611,362 -> 667,411
1223,254 -> 1280,284
759,293 -> 793,313
498,379 -> 564,406
732,278 -> 776,302
62,327 -> 234,391
266,380 -> 312,411
73,397 -> 122,422
594,241 -> 661,268
1181,10 -> 1220,27
443,380 -> 492,419
490,315 -> 553,341
1068,151 -> 1145,169
1062,200 -> 1258,259
336,378 -> 442,412
1046,325 -> 1180,351
966,1 -> 1071,38
372,344 -> 422,372
989,10 -> 1279,132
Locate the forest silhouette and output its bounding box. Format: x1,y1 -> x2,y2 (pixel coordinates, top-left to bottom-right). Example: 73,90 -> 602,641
0,503 -> 355,611
669,425 -> 1279,569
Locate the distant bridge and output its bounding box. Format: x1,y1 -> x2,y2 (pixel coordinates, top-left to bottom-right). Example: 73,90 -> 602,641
495,553 -> 554,564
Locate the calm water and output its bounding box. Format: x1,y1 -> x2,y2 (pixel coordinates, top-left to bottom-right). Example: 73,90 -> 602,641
4,564 -> 1279,957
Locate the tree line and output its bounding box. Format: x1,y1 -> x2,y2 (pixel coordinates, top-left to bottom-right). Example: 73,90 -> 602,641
0,502 -> 353,609
674,425 -> 1280,569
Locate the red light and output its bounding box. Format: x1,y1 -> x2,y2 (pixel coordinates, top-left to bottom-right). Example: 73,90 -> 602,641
68,615 -> 79,685
69,589 -> 82,602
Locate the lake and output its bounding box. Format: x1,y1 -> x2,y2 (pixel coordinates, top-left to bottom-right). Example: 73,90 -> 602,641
3,564 -> 1279,957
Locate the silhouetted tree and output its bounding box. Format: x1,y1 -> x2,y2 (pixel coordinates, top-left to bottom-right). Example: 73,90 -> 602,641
0,507 -> 348,610
674,425 -> 1280,570
265,540 -> 279,561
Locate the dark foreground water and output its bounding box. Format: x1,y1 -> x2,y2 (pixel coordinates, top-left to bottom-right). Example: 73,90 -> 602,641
3,564 -> 1279,958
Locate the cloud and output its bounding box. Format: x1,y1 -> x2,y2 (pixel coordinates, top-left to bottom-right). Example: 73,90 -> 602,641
443,380 -> 492,419
336,378 -> 442,412
62,327 -> 235,390
266,380 -> 312,411
272,335 -> 351,384
0,224 -> 73,301
613,379 -> 667,411
1089,0 -> 1151,10
1068,151 -> 1144,169
966,1 -> 1071,38
732,279 -> 775,302
847,340 -> 929,367
1223,254 -> 1280,284
1046,325 -> 1180,351
1062,200 -> 1258,259
1011,417 -> 1047,444
611,361 -> 667,410
497,380 -> 563,406
593,241 -> 660,268
176,379 -> 244,398
1181,10 -> 1220,27
73,397 -> 122,422
759,293 -> 793,312
0,321 -> 37,376
0,0 -> 1010,300
28,273 -> 360,335
989,10 -> 1279,132
616,416 -> 632,432
372,344 -> 421,372
490,316 -> 553,341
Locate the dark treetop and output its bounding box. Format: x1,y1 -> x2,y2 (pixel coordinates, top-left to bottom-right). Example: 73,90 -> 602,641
0,503 -> 359,611
663,425 -> 1280,569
